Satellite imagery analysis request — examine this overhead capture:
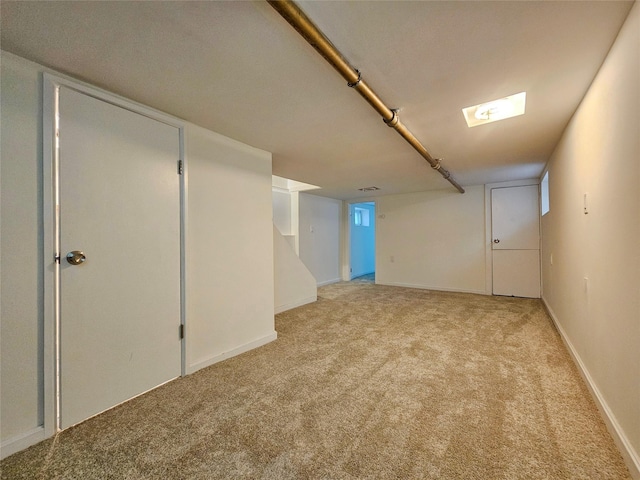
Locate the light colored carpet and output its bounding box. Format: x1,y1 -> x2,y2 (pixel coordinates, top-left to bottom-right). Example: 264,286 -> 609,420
1,282 -> 631,479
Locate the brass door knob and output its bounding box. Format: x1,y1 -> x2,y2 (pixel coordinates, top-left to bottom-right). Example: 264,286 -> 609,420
66,251 -> 86,265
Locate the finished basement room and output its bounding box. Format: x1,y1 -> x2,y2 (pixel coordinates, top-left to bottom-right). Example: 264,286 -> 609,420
1,1 -> 638,478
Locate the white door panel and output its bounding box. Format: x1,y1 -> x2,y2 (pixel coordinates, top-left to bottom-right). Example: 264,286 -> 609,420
491,185 -> 539,250
491,185 -> 540,298
493,250 -> 541,298
59,87 -> 181,428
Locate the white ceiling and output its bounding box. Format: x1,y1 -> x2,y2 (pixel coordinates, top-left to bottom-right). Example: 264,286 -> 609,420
1,0 -> 633,199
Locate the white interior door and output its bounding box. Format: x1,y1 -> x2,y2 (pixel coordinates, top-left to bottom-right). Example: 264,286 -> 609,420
491,185 -> 540,298
58,87 -> 182,429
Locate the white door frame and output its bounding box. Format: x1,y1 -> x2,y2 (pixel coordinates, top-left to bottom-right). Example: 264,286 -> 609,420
343,199 -> 377,281
348,201 -> 377,280
42,73 -> 187,436
484,179 -> 540,296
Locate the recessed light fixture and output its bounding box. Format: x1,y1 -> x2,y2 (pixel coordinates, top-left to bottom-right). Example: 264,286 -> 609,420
462,92 -> 526,127
358,186 -> 380,192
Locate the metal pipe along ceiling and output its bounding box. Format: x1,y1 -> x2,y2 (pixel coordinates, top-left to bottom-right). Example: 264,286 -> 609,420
268,0 -> 465,194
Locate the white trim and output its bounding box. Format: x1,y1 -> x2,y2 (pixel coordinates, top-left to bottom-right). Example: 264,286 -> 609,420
346,200 -> 378,282
42,73 -> 187,434
271,185 -> 292,194
42,73 -> 184,129
180,129 -> 188,377
275,295 -> 317,314
342,197 -> 376,282
42,75 -> 58,441
484,178 -> 540,296
317,278 -> 342,287
542,297 -> 640,480
0,427 -> 48,461
376,282 -> 488,296
186,332 -> 278,375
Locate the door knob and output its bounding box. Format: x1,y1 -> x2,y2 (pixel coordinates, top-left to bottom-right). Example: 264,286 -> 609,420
66,250 -> 86,265
493,239 -> 500,244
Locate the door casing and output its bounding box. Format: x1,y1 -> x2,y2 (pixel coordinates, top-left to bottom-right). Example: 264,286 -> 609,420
348,201 -> 376,280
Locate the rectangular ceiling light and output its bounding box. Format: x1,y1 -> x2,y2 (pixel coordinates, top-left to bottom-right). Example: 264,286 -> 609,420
462,92 -> 526,128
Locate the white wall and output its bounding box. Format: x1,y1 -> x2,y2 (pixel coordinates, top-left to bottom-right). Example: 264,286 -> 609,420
541,3 -> 639,475
0,52 -> 44,448
349,202 -> 376,278
272,189 -> 292,236
374,185 -> 487,294
298,193 -> 341,286
0,52 -> 276,457
273,226 -> 317,314
185,124 -> 276,374
272,182 -> 300,254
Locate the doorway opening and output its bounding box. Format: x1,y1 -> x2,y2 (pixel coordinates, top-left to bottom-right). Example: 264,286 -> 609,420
349,202 -> 376,283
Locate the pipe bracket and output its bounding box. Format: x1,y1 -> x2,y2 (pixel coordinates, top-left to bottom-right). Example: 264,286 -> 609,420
433,159 -> 452,179
347,69 -> 362,88
384,109 -> 400,127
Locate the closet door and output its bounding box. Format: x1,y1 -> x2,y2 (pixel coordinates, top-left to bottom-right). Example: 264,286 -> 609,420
59,87 -> 181,428
491,185 -> 540,298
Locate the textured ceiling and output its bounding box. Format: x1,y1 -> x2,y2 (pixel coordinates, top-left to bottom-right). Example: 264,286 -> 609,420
1,0 -> 633,199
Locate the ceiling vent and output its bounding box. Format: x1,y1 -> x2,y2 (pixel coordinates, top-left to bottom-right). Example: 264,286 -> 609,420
358,186 -> 380,192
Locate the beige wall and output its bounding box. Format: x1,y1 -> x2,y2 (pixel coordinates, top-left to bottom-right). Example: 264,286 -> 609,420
0,52 -> 44,447
299,193 -> 342,286
374,185 -> 487,294
541,2 -> 639,474
184,124 -> 276,374
273,226 -> 317,314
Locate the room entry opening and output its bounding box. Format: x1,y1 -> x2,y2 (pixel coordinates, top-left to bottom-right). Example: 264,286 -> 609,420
349,202 -> 376,282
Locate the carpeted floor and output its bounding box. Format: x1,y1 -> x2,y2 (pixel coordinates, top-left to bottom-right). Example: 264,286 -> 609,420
1,282 -> 631,479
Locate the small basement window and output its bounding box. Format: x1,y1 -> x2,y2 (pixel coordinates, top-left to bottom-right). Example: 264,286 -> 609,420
354,207 -> 370,227
541,171 -> 550,215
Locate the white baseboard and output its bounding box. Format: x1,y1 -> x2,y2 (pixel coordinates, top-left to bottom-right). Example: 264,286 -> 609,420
317,277 -> 341,287
376,281 -> 488,296
186,331 -> 278,375
275,295 -> 317,314
1,426 -> 47,461
541,297 -> 640,480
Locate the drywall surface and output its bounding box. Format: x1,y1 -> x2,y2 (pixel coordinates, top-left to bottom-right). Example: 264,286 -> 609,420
375,185 -> 486,294
274,225 -> 317,314
185,124 -> 276,373
541,2 -> 639,474
349,202 -> 376,278
299,193 -> 341,286
272,189 -> 292,236
0,52 -> 44,446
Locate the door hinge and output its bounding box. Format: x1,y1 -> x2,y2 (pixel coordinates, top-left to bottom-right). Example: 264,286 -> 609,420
55,254 -> 61,264
177,160 -> 184,175
179,324 -> 185,340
